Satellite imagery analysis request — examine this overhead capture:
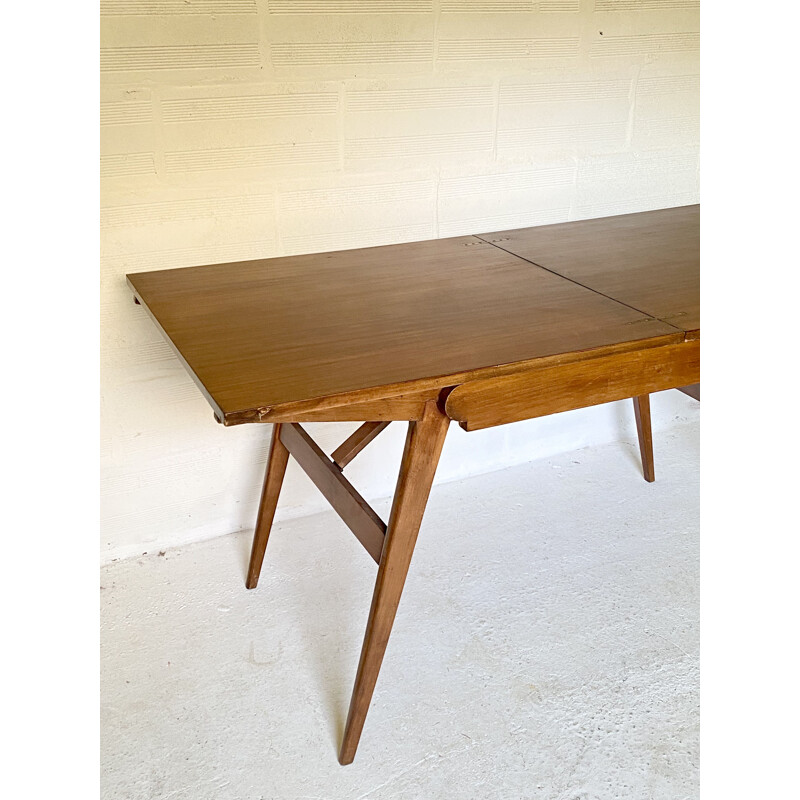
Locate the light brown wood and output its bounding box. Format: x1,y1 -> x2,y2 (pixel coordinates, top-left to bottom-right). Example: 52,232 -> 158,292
445,339 -> 699,431
633,395 -> 655,483
244,391 -> 437,425
219,334 -> 684,426
280,423 -> 386,564
678,383 -> 700,401
246,424 -> 290,590
479,205 -> 699,337
339,401 -> 450,764
332,422 -> 391,470
127,224 -> 683,426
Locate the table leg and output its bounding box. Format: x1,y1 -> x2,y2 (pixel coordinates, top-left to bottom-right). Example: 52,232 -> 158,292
633,395 -> 655,483
678,383 -> 700,401
339,401 -> 450,764
246,423 -> 290,589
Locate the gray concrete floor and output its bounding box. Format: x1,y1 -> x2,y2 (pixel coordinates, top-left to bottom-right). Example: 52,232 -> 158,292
101,421 -> 699,800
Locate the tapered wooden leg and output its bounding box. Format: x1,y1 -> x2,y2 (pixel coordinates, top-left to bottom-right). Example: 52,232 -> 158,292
339,401 -> 450,765
678,383 -> 700,401
246,423 -> 290,589
632,395 -> 655,483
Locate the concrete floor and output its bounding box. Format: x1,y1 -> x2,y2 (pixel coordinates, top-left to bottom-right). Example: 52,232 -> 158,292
101,421 -> 699,800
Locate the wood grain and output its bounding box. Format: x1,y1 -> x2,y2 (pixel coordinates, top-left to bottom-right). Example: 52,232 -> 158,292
445,339 -> 699,431
219,335 -> 684,425
246,424 -> 290,590
339,401 -> 450,765
479,205 -> 699,337
243,389 -> 438,425
127,229 -> 682,425
280,423 -> 386,563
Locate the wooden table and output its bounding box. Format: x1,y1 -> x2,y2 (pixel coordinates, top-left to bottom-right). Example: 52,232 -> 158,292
127,204 -> 700,764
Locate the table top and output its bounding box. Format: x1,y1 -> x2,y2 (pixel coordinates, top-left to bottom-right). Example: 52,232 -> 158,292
479,205 -> 699,336
127,205 -> 698,424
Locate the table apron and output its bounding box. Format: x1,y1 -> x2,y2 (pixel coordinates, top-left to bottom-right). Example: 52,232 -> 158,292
445,339 -> 700,431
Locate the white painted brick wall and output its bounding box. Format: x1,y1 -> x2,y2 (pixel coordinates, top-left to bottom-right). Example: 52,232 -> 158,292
100,0 -> 700,563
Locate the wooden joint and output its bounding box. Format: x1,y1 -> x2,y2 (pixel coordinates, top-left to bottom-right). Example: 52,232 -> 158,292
280,423 -> 386,563
436,386 -> 457,417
